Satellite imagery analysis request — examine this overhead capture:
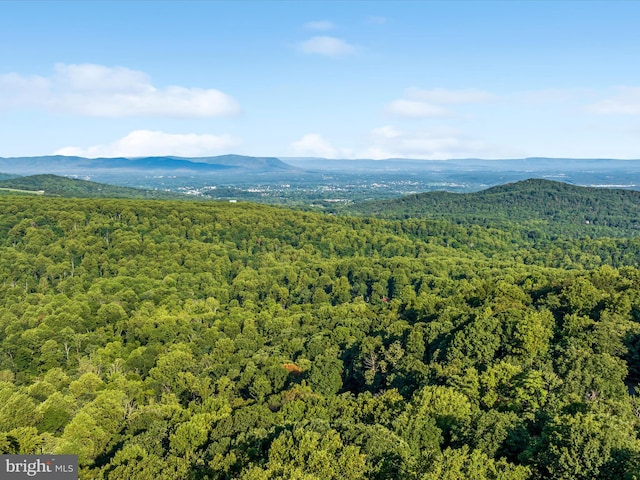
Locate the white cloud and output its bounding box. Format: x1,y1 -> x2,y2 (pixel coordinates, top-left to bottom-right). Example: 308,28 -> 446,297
0,63 -> 240,117
304,20 -> 335,31
288,127 -> 518,160
387,87 -> 496,118
587,87 -> 640,115
289,126 -> 513,160
55,63 -> 150,93
364,125 -> 505,159
298,36 -> 356,57
290,133 -> 339,157
54,130 -> 241,158
370,126 -> 403,139
0,73 -> 50,108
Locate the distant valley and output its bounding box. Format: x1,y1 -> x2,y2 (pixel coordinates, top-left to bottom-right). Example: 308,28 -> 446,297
3,154 -> 640,205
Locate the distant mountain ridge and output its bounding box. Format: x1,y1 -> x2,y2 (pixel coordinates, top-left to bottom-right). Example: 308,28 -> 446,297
281,156 -> 640,173
189,154 -> 294,169
5,155 -> 640,178
0,154 -> 295,177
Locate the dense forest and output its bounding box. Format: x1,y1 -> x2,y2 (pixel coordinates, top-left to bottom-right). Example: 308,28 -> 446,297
347,179 -> 640,239
0,174 -> 184,200
1,189 -> 640,479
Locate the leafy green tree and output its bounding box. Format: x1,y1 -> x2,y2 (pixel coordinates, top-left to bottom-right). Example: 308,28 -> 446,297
421,445 -> 531,480
240,426 -> 367,480
0,385 -> 41,431
35,392 -> 75,434
308,350 -> 344,396
530,411 -> 640,480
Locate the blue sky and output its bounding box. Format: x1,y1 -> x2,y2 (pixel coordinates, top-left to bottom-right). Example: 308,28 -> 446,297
2,0 -> 640,159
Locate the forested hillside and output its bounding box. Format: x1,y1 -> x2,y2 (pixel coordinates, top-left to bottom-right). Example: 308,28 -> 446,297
0,174 -> 184,199
348,179 -> 640,238
1,195 -> 640,479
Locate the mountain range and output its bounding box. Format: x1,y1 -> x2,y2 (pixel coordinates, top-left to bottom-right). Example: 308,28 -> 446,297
0,154 -> 294,176
282,156 -> 640,173
4,155 -> 640,194
3,154 -> 640,176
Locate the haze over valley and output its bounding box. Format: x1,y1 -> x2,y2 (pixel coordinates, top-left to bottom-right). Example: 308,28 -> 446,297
3,154 -> 640,206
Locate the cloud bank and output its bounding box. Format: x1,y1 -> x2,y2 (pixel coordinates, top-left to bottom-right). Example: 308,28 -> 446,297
0,63 -> 241,117
298,36 -> 356,57
289,126 -> 510,160
54,130 -> 241,158
364,125 -> 496,159
588,87 -> 640,115
388,87 -> 496,118
290,133 -> 340,158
